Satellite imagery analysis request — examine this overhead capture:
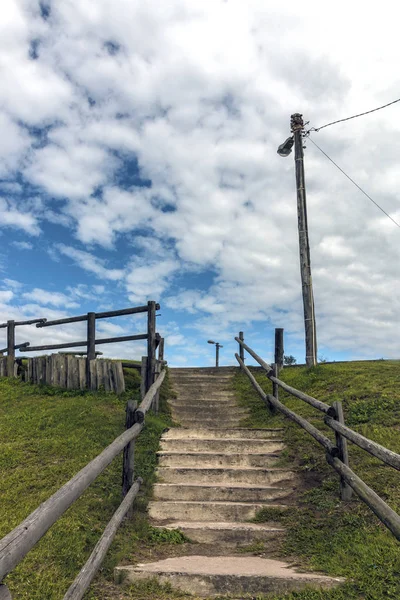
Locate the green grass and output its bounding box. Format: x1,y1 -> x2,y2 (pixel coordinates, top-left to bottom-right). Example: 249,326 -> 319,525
233,361 -> 400,599
0,368 -> 189,600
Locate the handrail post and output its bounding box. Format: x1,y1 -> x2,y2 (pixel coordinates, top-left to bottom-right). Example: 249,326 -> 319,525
140,357 -> 147,401
122,400 -> 137,518
332,401 -> 352,501
239,332 -> 244,362
271,364 -> 278,413
0,584 -> 12,599
6,320 -> 15,378
274,328 -> 284,373
146,301 -> 156,394
86,312 -> 96,386
158,337 -> 165,362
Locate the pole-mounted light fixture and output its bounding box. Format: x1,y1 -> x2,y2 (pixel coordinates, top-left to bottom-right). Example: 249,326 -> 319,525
207,340 -> 223,367
277,114 -> 317,367
277,136 -> 294,157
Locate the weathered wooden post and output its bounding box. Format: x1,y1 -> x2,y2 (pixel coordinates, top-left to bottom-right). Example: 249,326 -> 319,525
122,400 -> 137,517
6,320 -> 15,378
0,584 -> 12,599
140,357 -> 147,401
152,337 -> 164,414
146,301 -> 156,394
274,328 -> 284,373
158,337 -> 165,362
239,331 -> 244,362
86,312 -> 96,387
332,400 -> 352,501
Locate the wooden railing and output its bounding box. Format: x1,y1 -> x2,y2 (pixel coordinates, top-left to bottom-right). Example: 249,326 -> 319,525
235,331 -> 400,542
0,302 -> 161,395
0,363 -> 166,599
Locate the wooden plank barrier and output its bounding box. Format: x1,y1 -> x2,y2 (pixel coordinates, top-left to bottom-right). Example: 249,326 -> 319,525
25,356 -> 125,394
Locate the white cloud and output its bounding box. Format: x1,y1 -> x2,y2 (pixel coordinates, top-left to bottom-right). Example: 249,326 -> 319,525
0,198 -> 40,235
3,279 -> 22,291
11,241 -> 33,250
126,259 -> 179,304
55,244 -> 125,281
22,288 -> 79,309
1,0 -> 400,362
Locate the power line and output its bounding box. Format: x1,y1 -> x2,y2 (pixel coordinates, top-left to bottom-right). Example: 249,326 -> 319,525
310,97 -> 400,132
307,137 -> 400,229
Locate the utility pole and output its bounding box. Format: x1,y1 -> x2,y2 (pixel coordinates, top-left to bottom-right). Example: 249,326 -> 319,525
291,113 -> 317,366
207,340 -> 223,368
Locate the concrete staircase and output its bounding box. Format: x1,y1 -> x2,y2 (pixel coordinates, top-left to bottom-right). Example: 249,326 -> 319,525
115,367 -> 343,597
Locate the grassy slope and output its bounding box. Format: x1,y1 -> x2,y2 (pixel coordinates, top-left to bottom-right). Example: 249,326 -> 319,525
2,361 -> 400,600
0,369 -> 188,600
234,361 -> 400,600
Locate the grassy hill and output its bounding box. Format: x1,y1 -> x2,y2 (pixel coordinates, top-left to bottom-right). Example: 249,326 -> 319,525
234,360 -> 400,600
0,368 -> 187,600
1,361 -> 399,599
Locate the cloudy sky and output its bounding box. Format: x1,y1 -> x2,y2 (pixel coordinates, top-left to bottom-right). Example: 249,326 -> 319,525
0,0 -> 399,367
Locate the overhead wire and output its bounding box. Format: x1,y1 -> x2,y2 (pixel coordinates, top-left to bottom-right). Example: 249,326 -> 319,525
307,137 -> 400,230
309,97 -> 400,132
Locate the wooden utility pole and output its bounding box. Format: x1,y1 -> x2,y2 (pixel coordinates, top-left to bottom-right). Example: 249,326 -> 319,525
291,113 -> 317,367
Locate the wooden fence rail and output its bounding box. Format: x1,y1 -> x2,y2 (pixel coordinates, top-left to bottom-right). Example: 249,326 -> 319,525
0,302 -> 161,396
236,330 -> 400,542
0,361 -> 166,597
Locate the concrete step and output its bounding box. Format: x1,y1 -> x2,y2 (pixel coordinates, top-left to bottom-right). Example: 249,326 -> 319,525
170,407 -> 249,420
159,438 -> 285,453
170,367 -> 237,374
157,451 -> 280,468
157,466 -> 297,485
148,500 -> 287,522
153,483 -> 293,503
115,556 -> 344,597
171,374 -> 233,380
170,402 -> 239,410
175,418 -> 246,428
163,428 -> 285,440
168,392 -> 238,406
153,521 -> 286,544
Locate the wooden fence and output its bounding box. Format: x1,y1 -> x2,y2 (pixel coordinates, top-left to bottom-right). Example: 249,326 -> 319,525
24,355 -> 126,394
0,364 -> 167,599
0,302 -> 162,395
236,329 -> 400,542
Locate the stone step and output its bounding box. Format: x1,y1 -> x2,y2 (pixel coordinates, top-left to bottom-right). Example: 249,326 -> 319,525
171,374 -> 233,380
157,452 -> 280,469
148,500 -> 287,522
153,483 -> 293,503
170,407 -> 249,420
175,418 -> 246,428
153,521 -> 286,544
169,397 -> 237,406
170,402 -> 239,410
115,556 -> 344,597
157,466 -> 297,485
163,428 -> 285,440
170,367 -> 237,373
160,438 -> 285,453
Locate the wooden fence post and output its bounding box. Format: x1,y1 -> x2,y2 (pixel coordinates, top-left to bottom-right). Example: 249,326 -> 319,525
0,584 -> 12,599
274,328 -> 284,373
146,301 -> 156,394
332,400 -> 353,501
158,337 -> 165,362
153,361 -> 162,414
140,356 -> 147,401
239,332 -> 244,362
122,400 -> 137,518
6,320 -> 15,378
86,312 -> 96,386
